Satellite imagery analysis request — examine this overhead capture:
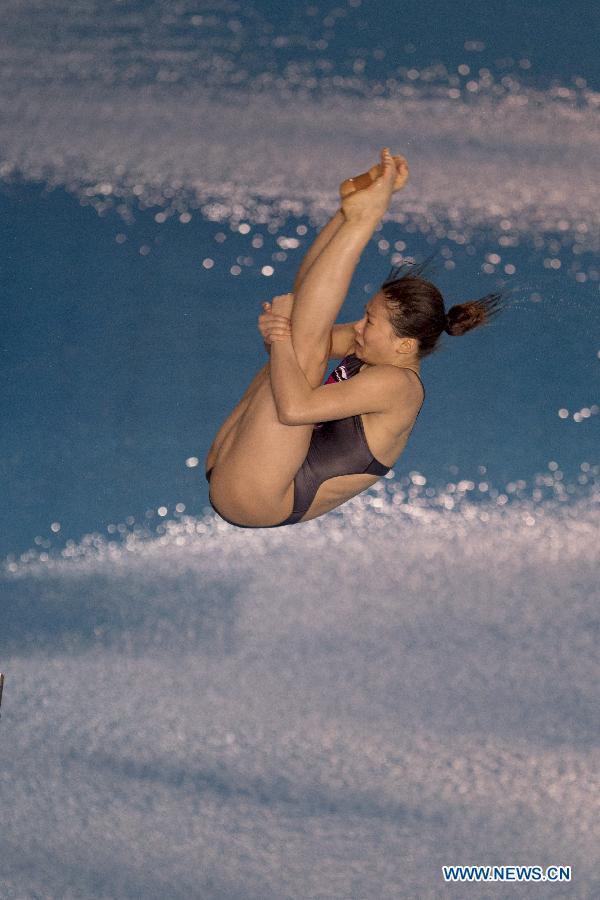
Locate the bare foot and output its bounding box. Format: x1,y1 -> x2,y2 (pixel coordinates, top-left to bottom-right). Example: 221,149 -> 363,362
340,155 -> 409,198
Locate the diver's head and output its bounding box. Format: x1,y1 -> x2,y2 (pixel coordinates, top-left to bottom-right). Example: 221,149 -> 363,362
354,255 -> 507,367
353,289 -> 420,369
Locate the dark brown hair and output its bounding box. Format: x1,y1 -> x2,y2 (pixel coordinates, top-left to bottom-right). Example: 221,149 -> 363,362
380,253 -> 506,359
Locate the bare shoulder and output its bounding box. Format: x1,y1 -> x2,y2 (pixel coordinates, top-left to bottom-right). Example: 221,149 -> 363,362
363,363 -> 424,415
359,362 -> 422,393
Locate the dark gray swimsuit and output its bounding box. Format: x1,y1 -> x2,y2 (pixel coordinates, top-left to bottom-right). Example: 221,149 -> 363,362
205,353 -> 425,528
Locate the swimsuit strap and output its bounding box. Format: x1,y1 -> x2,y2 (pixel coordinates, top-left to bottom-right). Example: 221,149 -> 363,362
405,367 -> 426,403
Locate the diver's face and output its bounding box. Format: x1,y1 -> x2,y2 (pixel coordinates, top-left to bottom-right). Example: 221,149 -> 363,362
353,292 -> 393,359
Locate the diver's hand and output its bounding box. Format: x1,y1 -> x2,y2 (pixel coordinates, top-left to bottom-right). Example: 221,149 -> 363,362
341,148 -> 398,222
258,302 -> 292,345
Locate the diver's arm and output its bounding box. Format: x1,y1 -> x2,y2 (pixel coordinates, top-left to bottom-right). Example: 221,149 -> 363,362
292,209 -> 345,293
269,337 -> 313,422
262,309 -> 358,358
270,334 -> 405,425
329,322 -> 359,358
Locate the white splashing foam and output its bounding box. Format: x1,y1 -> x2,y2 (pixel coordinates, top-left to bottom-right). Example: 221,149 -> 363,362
2,83 -> 599,246
1,2 -> 599,246
1,491 -> 599,896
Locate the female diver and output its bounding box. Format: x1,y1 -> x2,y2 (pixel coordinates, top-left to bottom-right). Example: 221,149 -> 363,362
205,148 -> 504,528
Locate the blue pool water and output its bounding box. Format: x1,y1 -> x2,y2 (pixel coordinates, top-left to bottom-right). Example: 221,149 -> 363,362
1,1 -> 599,897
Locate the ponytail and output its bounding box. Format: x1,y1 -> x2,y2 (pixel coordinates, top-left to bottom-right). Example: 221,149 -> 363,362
444,292 -> 505,336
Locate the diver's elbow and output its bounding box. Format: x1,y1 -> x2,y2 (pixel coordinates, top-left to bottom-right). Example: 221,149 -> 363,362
278,408 -> 296,425
272,400 -> 293,425
277,402 -> 300,425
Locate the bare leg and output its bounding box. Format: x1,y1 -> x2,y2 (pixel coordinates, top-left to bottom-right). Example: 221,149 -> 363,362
289,214 -> 380,388
292,209 -> 345,295
208,364 -> 322,524
207,207 -> 347,473
205,362 -> 270,471
287,150 -> 402,387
